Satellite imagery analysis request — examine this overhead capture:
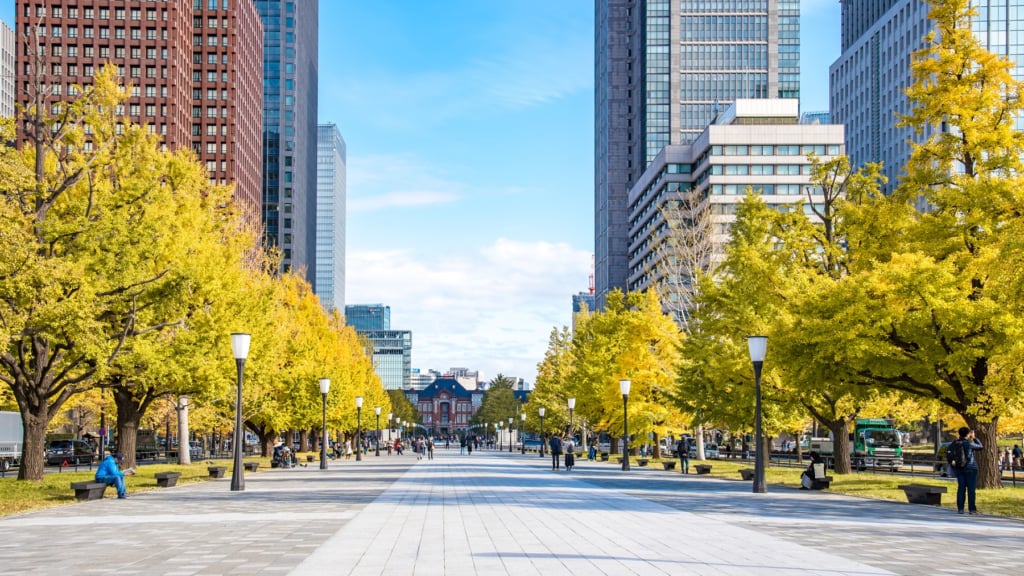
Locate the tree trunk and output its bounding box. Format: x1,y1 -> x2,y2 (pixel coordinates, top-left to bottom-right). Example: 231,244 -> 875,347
968,418 -> 1001,489
113,387 -> 143,470
17,408 -> 49,481
828,419 -> 852,474
299,430 -> 309,452
177,396 -> 191,465
696,424 -> 706,460
652,431 -> 662,459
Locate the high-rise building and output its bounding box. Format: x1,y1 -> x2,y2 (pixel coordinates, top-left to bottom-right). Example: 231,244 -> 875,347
1,21 -> 15,118
14,0 -> 263,228
254,1 -> 319,277
830,0 -> 1024,193
595,0 -> 800,307
315,123 -> 346,313
345,304 -> 390,331
360,330 -> 412,391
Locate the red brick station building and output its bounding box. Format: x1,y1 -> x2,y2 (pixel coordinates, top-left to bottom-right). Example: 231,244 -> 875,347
405,378 -> 531,438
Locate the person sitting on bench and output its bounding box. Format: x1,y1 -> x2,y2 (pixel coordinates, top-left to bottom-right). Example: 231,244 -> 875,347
95,452 -> 134,499
800,451 -> 823,490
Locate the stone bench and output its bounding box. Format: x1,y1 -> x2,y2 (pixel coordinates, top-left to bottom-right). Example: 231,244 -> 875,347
71,481 -> 109,500
739,468 -> 755,481
694,464 -> 713,475
306,455 -> 314,463
155,472 -> 182,487
898,483 -> 947,505
600,452 -> 609,462
637,459 -> 649,467
810,476 -> 834,490
243,462 -> 259,472
662,461 -> 677,471
207,466 -> 227,479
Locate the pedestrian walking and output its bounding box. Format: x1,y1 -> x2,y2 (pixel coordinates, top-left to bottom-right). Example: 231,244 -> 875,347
677,437 -> 690,474
467,438 -> 473,455
459,436 -> 466,455
1013,444 -> 1023,469
588,442 -> 597,461
549,435 -> 563,470
947,427 -> 984,515
427,437 -> 435,460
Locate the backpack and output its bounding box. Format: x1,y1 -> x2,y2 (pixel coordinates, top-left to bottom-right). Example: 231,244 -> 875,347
947,439 -> 969,469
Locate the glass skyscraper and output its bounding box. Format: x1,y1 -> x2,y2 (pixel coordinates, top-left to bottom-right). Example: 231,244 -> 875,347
345,305 -> 391,331
595,0 -> 799,306
315,124 -> 346,313
832,0 -> 1024,193
254,1 -> 319,279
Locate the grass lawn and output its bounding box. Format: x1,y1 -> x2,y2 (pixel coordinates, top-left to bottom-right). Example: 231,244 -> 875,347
606,455 -> 1024,519
0,456 -> 270,518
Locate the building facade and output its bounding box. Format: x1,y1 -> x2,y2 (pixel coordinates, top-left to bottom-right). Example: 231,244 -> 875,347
830,0 -> 1024,193
595,0 -> 800,307
315,123 -> 345,313
14,0 -> 263,228
404,378 -> 480,438
1,21 -> 15,117
360,330 -> 412,391
625,100 -> 844,312
254,0 -> 318,277
345,304 -> 390,331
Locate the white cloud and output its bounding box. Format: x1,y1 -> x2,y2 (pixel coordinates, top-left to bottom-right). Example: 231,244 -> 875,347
346,238 -> 592,383
347,154 -> 462,212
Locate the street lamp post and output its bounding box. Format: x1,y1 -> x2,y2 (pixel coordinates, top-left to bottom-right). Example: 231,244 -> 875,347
620,379 -> 631,472
747,336 -> 768,494
521,412 -> 526,454
388,413 -> 393,444
568,397 -> 576,440
539,408 -> 546,458
497,423 -> 502,451
319,378 -> 330,470
508,417 -> 513,453
375,406 -> 381,456
229,333 -> 251,491
355,396 -> 363,461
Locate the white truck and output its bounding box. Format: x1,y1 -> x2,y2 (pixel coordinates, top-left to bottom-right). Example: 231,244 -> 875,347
0,411 -> 24,472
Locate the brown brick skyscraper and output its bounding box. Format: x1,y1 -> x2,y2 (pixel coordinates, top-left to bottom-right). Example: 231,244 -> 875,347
15,0 -> 263,230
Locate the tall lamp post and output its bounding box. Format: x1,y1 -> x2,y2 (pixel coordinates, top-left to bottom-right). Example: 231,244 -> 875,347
520,412 -> 527,454
497,422 -> 502,451
229,333 -> 251,491
355,396 -> 363,461
620,379 -> 631,472
567,397 -> 576,440
374,406 -> 381,456
747,336 -> 768,493
539,408 -> 546,458
319,378 -> 330,470
508,417 -> 514,452
388,413 -> 393,444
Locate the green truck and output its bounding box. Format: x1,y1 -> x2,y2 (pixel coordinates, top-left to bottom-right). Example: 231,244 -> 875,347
808,418 -> 904,471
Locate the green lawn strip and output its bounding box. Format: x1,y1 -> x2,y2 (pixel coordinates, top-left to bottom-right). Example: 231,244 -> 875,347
0,457 -> 270,518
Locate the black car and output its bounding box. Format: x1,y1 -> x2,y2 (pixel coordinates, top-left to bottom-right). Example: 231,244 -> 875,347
45,439 -> 95,465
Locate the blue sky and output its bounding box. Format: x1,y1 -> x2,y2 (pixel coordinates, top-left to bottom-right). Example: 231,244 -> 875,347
0,1 -> 841,384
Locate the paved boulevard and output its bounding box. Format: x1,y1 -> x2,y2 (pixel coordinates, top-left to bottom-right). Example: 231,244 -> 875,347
0,448 -> 1021,575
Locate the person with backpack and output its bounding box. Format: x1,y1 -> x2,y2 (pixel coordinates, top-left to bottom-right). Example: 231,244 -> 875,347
947,427 -> 984,515
677,437 -> 690,474
549,434 -> 563,470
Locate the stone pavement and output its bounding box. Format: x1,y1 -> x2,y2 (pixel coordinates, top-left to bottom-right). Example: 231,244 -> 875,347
1,448 -> 1021,575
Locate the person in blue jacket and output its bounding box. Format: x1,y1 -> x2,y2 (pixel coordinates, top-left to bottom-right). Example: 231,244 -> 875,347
95,452 -> 133,499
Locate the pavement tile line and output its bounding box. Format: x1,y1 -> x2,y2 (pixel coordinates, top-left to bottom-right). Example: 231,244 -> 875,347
289,451 -> 896,576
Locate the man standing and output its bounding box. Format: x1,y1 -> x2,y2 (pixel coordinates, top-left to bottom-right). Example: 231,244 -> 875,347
549,435 -> 563,471
947,427 -> 984,515
677,437 -> 690,474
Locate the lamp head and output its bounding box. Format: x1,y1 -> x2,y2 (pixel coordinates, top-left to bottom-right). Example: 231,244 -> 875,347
355,396 -> 364,409
567,397 -> 576,410
521,412 -> 526,421
508,417 -> 513,424
747,336 -> 768,363
375,406 -> 381,416
538,407 -> 546,417
388,412 -> 393,421
319,378 -> 330,394
230,333 -> 251,360
619,379 -> 631,395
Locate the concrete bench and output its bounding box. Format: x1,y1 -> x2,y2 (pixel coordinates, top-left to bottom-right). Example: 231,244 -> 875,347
207,466 -> 227,479
694,464 -> 712,475
155,472 -> 181,487
899,483 -> 947,505
243,462 -> 259,472
71,481 -> 109,500
637,459 -> 649,467
810,476 -> 834,490
739,468 -> 755,481
662,461 -> 677,470
600,452 -> 609,462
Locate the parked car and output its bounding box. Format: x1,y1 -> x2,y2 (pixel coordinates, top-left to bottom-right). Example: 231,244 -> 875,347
688,442 -> 720,459
45,439 -> 95,465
